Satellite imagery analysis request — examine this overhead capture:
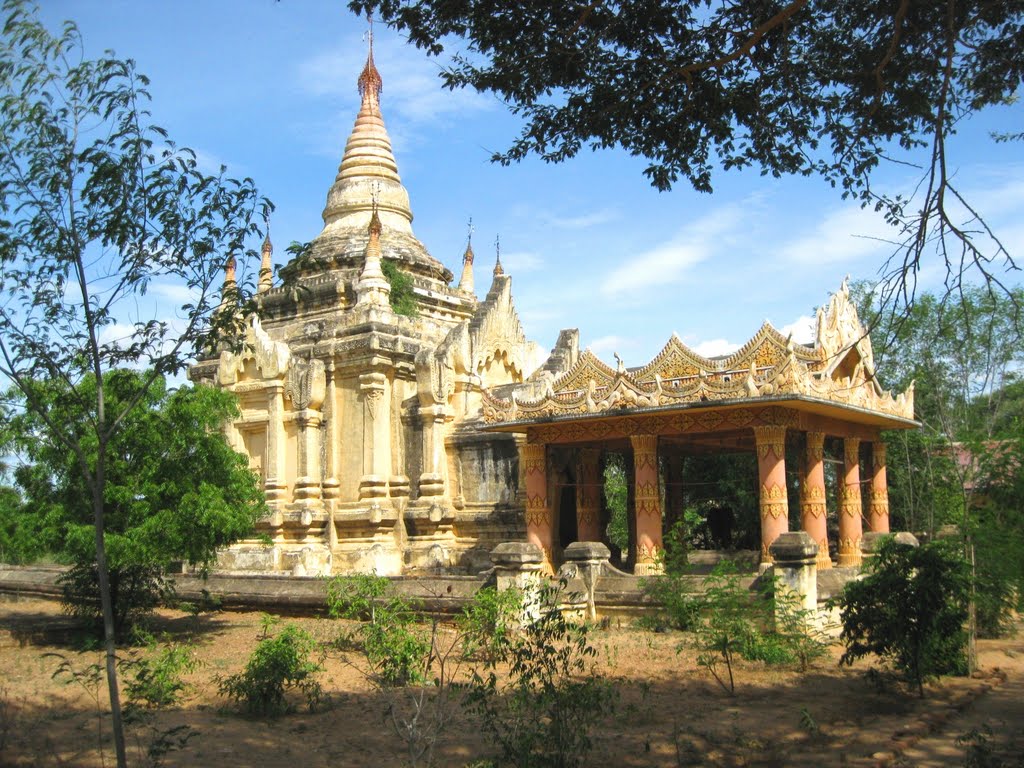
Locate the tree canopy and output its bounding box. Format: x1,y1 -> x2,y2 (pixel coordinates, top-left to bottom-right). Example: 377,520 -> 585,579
3,372 -> 265,571
353,0 -> 1022,308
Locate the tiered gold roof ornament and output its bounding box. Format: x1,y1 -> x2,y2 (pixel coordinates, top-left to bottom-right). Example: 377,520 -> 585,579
482,279 -> 914,425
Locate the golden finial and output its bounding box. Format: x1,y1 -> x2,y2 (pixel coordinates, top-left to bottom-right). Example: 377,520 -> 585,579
358,12 -> 383,100
464,217 -> 474,263
368,200 -> 383,237
493,234 -> 504,276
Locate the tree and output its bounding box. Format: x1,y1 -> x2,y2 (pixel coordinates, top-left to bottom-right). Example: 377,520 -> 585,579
0,3 -> 267,764
352,0 -> 1021,310
5,372 -> 266,631
838,538 -> 970,697
856,281 -> 1024,651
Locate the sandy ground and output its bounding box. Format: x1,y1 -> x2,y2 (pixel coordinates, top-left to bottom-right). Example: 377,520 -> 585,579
0,596 -> 1022,767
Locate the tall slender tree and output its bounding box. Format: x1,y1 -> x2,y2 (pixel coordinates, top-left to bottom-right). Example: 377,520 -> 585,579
0,3 -> 267,764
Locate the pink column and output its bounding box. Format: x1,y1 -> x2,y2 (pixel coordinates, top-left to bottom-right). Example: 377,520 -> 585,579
837,437 -> 863,567
753,425 -> 789,567
630,434 -> 664,575
800,431 -> 832,570
575,447 -> 603,542
867,441 -> 890,532
520,442 -> 554,573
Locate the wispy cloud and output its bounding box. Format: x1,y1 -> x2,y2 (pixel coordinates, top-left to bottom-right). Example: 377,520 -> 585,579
600,203 -> 745,299
587,334 -> 637,357
776,205 -> 898,267
500,251 -> 542,273
541,208 -> 619,230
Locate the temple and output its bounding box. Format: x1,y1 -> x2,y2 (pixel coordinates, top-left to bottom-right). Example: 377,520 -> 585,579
189,46 -> 916,578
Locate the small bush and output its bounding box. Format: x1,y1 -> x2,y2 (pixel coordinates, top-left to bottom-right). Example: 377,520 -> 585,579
219,624 -> 323,716
463,581 -> 616,768
836,538 -> 970,696
459,586 -> 522,661
123,636 -> 200,711
327,573 -> 429,686
59,561 -> 174,639
641,574 -> 701,631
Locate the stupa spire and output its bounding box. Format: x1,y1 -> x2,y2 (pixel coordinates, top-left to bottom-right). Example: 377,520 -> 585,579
458,217 -> 475,295
218,254 -> 237,314
258,229 -> 273,295
321,18 -> 413,235
493,234 -> 504,277
355,202 -> 391,308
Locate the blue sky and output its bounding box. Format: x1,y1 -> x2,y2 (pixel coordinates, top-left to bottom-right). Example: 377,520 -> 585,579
40,1 -> 1024,369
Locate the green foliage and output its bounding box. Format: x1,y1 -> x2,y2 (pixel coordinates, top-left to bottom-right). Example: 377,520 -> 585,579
58,562 -> 174,639
0,3 -> 268,762
0,484 -> 46,564
8,372 -> 265,629
686,561 -> 767,694
837,539 -> 970,696
123,636 -> 200,710
641,571 -> 700,632
459,586 -> 523,662
463,582 -> 615,768
357,0 -> 1018,303
603,453 -> 628,555
218,624 -> 323,717
382,258 -> 418,316
772,588 -> 829,673
327,573 -> 430,686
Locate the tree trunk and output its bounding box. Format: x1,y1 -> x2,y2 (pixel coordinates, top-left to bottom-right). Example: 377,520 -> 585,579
92,448 -> 128,767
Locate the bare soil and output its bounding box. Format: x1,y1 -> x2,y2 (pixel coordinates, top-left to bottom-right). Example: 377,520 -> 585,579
1,596 -> 1022,767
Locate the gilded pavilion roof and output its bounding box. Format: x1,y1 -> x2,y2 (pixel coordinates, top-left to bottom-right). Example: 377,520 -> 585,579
481,280 -> 915,427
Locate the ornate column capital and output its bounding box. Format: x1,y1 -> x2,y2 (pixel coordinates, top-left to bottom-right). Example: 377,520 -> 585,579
753,424 -> 787,461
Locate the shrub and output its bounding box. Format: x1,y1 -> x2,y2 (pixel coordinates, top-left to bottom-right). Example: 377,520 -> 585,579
836,538 -> 970,696
459,586 -> 522,661
463,581 -> 616,768
219,624 -> 323,716
123,637 -> 200,710
58,562 -> 174,639
641,573 -> 701,632
686,561 -> 767,694
327,573 -> 429,686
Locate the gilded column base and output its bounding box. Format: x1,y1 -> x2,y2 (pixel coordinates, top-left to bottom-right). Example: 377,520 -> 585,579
837,539 -> 862,567
633,560 -> 664,577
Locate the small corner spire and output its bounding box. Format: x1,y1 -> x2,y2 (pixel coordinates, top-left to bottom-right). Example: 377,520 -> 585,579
356,199 -> 390,308
458,216 -> 476,295
258,222 -> 273,295
493,233 -> 504,277
219,254 -> 238,314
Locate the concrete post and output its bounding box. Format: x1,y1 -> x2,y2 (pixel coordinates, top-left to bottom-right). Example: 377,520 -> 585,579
575,448 -> 603,543
563,541 -> 611,622
490,542 -> 545,626
769,531 -> 818,631
519,442 -> 554,574
867,441 -> 891,533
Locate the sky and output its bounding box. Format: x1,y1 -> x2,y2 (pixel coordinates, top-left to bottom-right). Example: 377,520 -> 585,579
38,0 -> 1024,370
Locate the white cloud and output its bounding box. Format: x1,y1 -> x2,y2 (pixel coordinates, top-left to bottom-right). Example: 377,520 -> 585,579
542,208 -> 619,230
692,338 -> 739,358
599,203 -> 746,299
500,251 -> 542,273
777,205 -> 898,267
587,335 -> 636,357
779,314 -> 816,345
